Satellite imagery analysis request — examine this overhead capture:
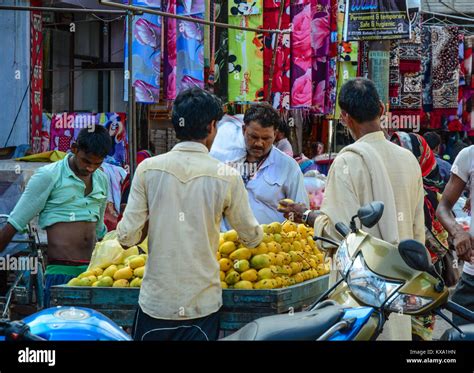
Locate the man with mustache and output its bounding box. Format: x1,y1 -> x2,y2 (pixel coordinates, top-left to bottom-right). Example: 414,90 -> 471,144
226,103 -> 308,224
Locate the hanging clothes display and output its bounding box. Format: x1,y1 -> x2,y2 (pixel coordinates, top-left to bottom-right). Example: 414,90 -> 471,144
228,0 -> 264,102
176,0 -> 205,92
213,0 -> 229,102
390,12 -> 422,116
324,0 -> 338,115
124,13 -> 162,103
430,26 -> 460,129
263,0 -> 291,110
290,0 -> 312,108
163,0 -> 177,100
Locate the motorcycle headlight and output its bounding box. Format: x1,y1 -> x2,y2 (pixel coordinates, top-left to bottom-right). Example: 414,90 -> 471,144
347,254 -> 403,308
335,240 -> 351,277
387,294 -> 434,313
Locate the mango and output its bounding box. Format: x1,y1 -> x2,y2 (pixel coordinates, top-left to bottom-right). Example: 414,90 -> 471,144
216,251 -> 221,261
113,279 -> 129,287
240,269 -> 258,282
97,276 -> 114,287
225,270 -> 240,285
87,275 -> 98,283
221,281 -> 228,289
250,254 -> 271,270
267,252 -> 277,265
290,261 -> 303,274
223,230 -> 239,242
269,222 -> 282,234
113,267 -> 133,281
229,248 -> 252,261
129,256 -> 146,270
278,198 -> 294,210
78,277 -> 93,287
273,233 -> 282,243
254,279 -> 274,289
233,259 -> 250,273
92,281 -> 99,287
257,268 -> 273,281
78,271 -> 95,279
281,242 -> 291,253
219,258 -> 233,272
267,242 -> 278,253
261,224 -> 272,234
234,280 -> 253,290
130,277 -> 142,287
67,278 -> 81,286
262,233 -> 273,243
220,271 -> 225,281
134,266 -> 145,278
254,243 -> 269,255
91,267 -> 104,277
219,241 -> 236,255
282,220 -> 297,233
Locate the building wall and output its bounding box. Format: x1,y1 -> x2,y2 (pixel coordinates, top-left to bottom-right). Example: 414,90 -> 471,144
422,0 -> 474,14
0,0 -> 31,147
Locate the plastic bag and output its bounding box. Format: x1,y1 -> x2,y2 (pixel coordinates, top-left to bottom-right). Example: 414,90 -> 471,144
209,115 -> 246,163
87,239 -> 125,270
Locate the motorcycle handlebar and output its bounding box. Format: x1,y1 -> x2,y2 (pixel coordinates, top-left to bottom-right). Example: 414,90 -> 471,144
445,300 -> 474,323
0,320 -> 46,341
335,222 -> 350,237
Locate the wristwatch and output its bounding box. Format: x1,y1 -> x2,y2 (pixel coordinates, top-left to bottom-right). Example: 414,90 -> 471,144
302,209 -> 313,226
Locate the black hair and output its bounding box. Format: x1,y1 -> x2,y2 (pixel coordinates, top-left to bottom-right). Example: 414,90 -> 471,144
338,78 -> 381,123
423,131 -> 441,151
243,103 -> 281,130
76,126 -> 112,158
278,120 -> 291,138
172,87 -> 224,141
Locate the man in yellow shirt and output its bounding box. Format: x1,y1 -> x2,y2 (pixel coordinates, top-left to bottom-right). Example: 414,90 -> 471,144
117,88 -> 263,341
279,78 -> 424,248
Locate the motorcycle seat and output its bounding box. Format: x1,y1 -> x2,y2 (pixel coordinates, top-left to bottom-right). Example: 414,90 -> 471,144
221,305 -> 344,341
441,324 -> 474,341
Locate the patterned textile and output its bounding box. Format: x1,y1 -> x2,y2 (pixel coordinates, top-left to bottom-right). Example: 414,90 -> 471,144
421,27 -> 433,113
311,0 -> 330,112
431,26 -> 460,110
124,14 -> 162,103
228,1 -> 264,102
290,0 -> 312,108
324,0 -> 338,115
163,0 -> 177,100
213,0 -> 228,101
176,0 -> 205,93
389,12 -> 422,113
263,0 -> 291,109
49,113 -> 129,167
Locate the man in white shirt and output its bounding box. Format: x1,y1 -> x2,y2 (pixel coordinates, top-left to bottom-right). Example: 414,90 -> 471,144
226,103 -> 308,224
437,146 -> 474,326
117,88 -> 263,340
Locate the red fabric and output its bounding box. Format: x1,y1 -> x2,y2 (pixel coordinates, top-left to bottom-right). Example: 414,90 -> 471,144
417,135 -> 437,178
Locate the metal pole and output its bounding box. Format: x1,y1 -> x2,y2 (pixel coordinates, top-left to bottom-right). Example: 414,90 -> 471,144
127,4 -> 136,178
99,0 -> 290,34
0,5 -> 126,14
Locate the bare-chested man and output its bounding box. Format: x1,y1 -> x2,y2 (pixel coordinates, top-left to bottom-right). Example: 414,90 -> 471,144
0,126 -> 112,306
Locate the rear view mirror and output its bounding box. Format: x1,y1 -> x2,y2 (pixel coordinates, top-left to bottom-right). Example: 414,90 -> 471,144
357,202 -> 384,228
398,240 -> 432,272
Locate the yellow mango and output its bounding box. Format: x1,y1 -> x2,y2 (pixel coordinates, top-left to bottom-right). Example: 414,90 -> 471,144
113,279 -> 129,287
123,246 -> 139,258
67,278 -> 81,286
250,254 -> 271,270
233,259 -> 250,273
219,258 -> 233,272
130,277 -> 142,287
219,241 -> 236,255
223,230 -> 239,242
91,267 -> 103,277
102,264 -> 118,277
225,270 -> 240,285
78,271 -> 95,279
254,279 -> 274,289
269,222 -> 282,234
134,266 -> 145,278
129,256 -> 146,270
240,269 -> 258,282
229,248 -> 252,261
221,281 -> 228,289
257,268 -> 274,281
113,267 -> 133,281
234,280 -> 253,290
97,276 -> 114,287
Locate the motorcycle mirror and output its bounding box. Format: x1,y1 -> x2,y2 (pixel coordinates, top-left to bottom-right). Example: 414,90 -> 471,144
357,201 -> 384,228
398,239 -> 433,272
